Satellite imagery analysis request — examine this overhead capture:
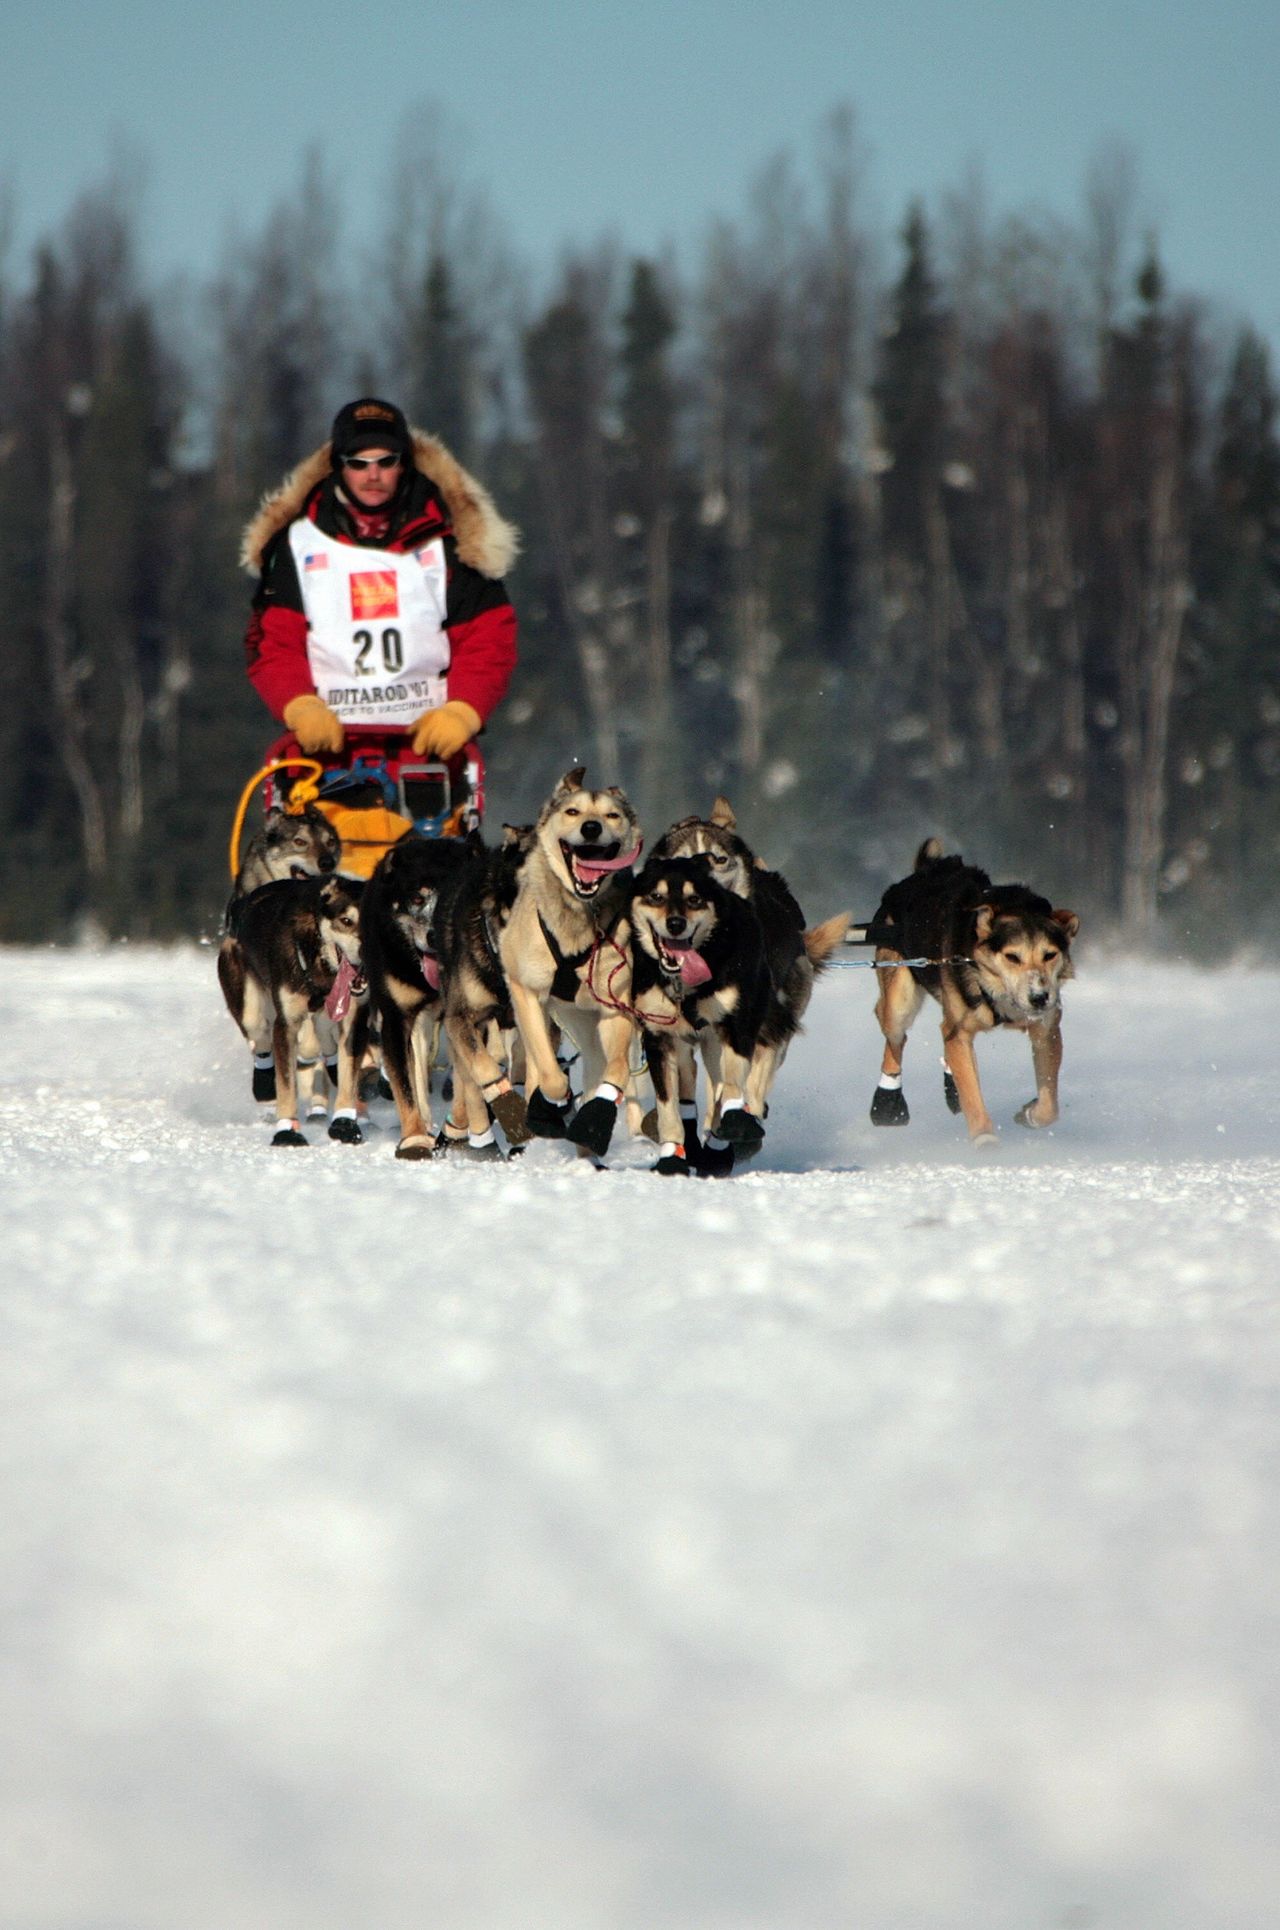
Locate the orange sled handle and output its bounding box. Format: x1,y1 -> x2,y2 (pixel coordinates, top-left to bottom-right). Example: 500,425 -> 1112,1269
227,758 -> 325,884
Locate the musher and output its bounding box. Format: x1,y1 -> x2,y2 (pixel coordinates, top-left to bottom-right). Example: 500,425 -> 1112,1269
241,395 -> 518,818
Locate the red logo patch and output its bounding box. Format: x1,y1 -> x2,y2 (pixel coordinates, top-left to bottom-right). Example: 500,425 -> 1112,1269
350,571 -> 399,620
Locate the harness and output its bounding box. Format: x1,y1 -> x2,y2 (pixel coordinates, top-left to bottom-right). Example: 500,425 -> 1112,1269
538,913 -> 594,1003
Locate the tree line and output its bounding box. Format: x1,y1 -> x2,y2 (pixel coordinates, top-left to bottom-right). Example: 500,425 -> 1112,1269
2,114 -> 1278,951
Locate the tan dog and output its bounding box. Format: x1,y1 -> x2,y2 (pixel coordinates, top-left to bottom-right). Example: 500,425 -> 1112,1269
868,839 -> 1079,1146
497,768 -> 643,1160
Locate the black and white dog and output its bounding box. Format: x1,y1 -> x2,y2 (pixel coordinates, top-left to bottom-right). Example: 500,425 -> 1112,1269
218,874 -> 368,1147
360,834 -> 480,1160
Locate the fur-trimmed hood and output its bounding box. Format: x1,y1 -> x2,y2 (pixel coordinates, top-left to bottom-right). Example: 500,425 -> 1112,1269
239,428 -> 520,579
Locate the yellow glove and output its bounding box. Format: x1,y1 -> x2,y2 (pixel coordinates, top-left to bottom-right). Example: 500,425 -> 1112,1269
283,694 -> 345,754
410,700 -> 482,759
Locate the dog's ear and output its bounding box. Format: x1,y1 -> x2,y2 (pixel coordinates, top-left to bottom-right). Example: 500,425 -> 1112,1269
973,903 -> 995,944
1050,909 -> 1079,942
710,795 -> 736,829
553,766 -> 587,799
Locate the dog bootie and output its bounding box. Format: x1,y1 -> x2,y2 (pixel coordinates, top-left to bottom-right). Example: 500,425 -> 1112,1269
483,1080 -> 533,1148
459,1131 -> 504,1162
527,1087 -> 574,1139
715,1105 -> 765,1153
678,1110 -> 733,1177
943,1070 -> 962,1115
252,1055 -> 276,1103
567,1088 -> 622,1159
271,1119 -> 308,1148
870,1085 -> 910,1126
328,1110 -> 364,1145
654,1141 -> 691,1177
395,1133 -> 438,1161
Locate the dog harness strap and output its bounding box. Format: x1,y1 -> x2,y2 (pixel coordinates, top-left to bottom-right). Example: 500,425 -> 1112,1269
538,912 -> 592,1002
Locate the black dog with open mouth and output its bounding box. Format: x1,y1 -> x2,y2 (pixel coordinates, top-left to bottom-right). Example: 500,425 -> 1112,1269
628,855 -> 774,1174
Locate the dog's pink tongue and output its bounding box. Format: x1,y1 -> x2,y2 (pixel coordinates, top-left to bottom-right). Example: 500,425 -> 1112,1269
676,948 -> 712,988
420,952 -> 441,991
325,954 -> 358,1021
574,840 -> 643,882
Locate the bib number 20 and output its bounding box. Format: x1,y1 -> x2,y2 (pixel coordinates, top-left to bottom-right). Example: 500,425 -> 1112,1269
353,627 -> 404,675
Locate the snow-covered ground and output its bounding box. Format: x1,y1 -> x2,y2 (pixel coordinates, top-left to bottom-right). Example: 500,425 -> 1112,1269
1,943 -> 1278,1929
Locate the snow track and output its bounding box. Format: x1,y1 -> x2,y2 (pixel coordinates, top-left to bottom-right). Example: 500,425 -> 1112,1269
1,945 -> 1278,1928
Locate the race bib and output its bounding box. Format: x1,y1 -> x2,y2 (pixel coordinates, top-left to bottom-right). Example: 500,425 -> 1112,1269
290,525 -> 450,727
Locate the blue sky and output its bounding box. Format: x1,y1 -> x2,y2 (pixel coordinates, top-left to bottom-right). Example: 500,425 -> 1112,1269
4,0 -> 1279,355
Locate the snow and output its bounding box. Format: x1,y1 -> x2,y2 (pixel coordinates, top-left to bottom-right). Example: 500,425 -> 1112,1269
1,943 -> 1278,1929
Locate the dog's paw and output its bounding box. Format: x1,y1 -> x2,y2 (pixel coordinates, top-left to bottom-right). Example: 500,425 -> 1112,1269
566,1094 -> 620,1159
654,1151 -> 692,1176
395,1133 -> 438,1161
1014,1102 -> 1055,1131
527,1087 -> 573,1139
271,1123 -> 309,1148
971,1129 -> 1000,1150
327,1113 -> 364,1145
870,1086 -> 910,1126
943,1071 -> 961,1115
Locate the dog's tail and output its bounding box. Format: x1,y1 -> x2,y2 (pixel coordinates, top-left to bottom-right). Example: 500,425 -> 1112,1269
803,910 -> 852,969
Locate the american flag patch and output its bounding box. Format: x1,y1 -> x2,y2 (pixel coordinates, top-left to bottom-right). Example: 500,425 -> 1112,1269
303,552 -> 328,572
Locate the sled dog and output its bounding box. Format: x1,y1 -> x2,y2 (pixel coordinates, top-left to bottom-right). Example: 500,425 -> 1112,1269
629,854 -> 849,1174
225,804 -> 345,1109
499,768 -> 643,1159
430,824 -> 536,1154
867,838 -> 1079,1144
653,797 -> 849,1134
628,855 -> 775,1173
234,803 -> 341,896
360,834 -> 479,1160
654,795 -> 846,1060
217,875 -> 368,1147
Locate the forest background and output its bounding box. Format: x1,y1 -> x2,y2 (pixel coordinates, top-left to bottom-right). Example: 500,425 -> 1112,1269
2,109 -> 1278,952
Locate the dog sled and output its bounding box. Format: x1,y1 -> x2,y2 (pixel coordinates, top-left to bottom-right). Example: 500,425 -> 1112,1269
229,729 -> 485,883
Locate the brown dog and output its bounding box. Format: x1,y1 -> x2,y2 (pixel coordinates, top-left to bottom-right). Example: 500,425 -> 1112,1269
868,839 -> 1079,1145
